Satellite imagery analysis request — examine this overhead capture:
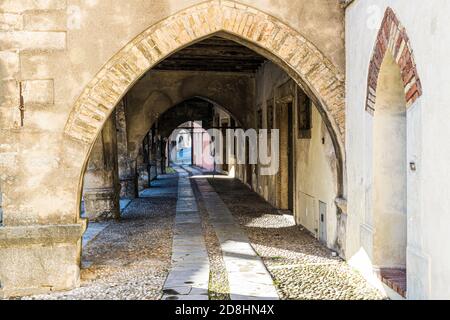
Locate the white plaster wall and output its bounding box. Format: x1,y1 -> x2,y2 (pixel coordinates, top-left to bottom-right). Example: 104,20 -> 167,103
346,0 -> 450,299
255,61 -> 338,248
369,53 -> 408,271
296,106 -> 338,248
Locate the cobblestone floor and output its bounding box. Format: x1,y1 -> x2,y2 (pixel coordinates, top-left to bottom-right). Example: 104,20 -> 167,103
208,178 -> 385,300
24,174 -> 177,300
21,171 -> 384,300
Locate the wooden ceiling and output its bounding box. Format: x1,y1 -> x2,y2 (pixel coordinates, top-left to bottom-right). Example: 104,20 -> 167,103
153,36 -> 267,73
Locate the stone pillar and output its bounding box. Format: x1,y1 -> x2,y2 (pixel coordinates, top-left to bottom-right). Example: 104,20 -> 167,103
137,139 -> 150,192
161,137 -> 167,174
156,135 -> 163,176
149,129 -> 158,181
116,100 -> 137,199
83,112 -> 120,221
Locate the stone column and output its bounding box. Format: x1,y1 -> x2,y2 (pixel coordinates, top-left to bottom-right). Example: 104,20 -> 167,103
137,138 -> 150,192
161,137 -> 167,174
156,135 -> 163,176
116,100 -> 137,199
83,112 -> 121,221
149,129 -> 158,181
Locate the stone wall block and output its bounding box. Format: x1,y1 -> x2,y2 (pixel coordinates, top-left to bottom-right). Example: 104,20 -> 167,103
0,51 -> 19,80
0,13 -> 23,31
23,10 -> 67,31
0,0 -> 66,13
0,31 -> 66,50
0,79 -> 19,105
22,79 -> 54,106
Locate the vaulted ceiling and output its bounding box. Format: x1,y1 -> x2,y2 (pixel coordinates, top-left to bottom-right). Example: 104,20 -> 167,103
153,36 -> 267,73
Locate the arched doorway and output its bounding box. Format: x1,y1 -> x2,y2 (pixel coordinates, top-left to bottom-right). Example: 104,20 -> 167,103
363,7 -> 424,298
372,52 -> 407,282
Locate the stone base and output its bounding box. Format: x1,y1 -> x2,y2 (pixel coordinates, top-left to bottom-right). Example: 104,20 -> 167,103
137,165 -> 150,191
84,187 -> 120,221
156,160 -> 163,176
0,222 -> 86,298
120,177 -> 137,199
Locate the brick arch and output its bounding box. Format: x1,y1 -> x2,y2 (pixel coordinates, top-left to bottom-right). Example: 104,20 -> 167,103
64,1 -> 346,192
366,7 -> 422,114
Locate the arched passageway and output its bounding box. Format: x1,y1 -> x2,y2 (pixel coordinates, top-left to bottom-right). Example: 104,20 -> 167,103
0,1 -> 353,299
65,27 -> 359,299
64,2 -> 347,205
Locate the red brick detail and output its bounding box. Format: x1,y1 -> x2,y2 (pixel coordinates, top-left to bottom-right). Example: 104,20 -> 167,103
366,7 -> 422,113
377,268 -> 407,298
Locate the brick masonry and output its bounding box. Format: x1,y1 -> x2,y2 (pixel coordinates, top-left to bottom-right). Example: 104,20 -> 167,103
366,7 -> 422,114
63,1 -> 346,153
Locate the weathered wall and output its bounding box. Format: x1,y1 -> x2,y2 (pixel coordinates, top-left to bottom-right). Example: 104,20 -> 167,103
295,107 -> 339,248
193,127 -> 216,171
82,112 -> 120,221
253,61 -> 339,248
346,0 -> 450,299
212,108 -> 232,174
115,99 -> 137,199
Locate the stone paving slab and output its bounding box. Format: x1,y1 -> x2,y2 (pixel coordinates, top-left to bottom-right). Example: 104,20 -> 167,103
193,177 -> 279,300
163,168 -> 210,300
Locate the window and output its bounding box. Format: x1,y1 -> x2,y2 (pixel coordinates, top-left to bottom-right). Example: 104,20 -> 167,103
297,92 -> 312,139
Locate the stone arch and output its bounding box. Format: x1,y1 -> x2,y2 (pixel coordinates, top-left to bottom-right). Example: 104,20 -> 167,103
150,96 -> 242,139
127,93 -> 246,160
191,96 -> 244,128
64,1 -> 346,194
366,7 -> 423,114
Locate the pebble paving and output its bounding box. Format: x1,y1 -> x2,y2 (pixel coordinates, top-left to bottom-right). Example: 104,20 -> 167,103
20,167 -> 384,300
210,177 -> 385,300
23,174 -> 177,300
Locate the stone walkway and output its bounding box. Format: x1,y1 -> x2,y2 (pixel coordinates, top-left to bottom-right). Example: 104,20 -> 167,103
184,166 -> 278,300
20,167 -> 383,300
162,168 -> 210,300
195,178 -> 278,300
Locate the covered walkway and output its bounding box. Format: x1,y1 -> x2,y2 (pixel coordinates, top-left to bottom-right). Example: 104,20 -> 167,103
24,168 -> 382,300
